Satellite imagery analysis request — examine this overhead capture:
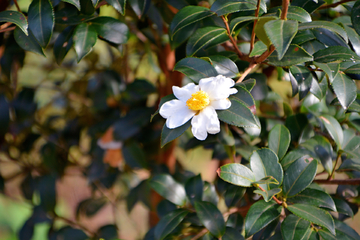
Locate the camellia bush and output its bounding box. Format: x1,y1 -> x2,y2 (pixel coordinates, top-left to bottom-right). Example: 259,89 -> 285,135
2,0 -> 360,239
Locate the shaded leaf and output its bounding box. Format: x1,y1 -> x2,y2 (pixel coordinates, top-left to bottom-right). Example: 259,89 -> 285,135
207,55 -> 239,78
150,174 -> 187,206
210,0 -> 260,16
14,27 -> 45,56
222,227 -> 245,240
129,0 -> 150,18
334,219 -> 360,240
0,10 -> 28,35
195,201 -> 226,237
268,124 -> 291,161
351,0 -> 360,36
285,114 -> 309,142
122,141 -> 147,168
73,22 -> 97,62
333,198 -> 354,217
217,163 -> 255,187
287,188 -> 336,211
106,0 -> 126,15
291,0 -> 325,13
91,17 -> 129,44
154,209 -> 188,240
54,26 -> 74,64
281,214 -> 311,240
331,73 -> 357,110
185,174 -> 203,206
298,21 -> 348,42
250,41 -> 267,57
313,46 -> 359,63
174,57 -> 218,83
319,115 -> 343,149
62,0 -> 80,10
267,45 -> 313,67
161,120 -> 191,147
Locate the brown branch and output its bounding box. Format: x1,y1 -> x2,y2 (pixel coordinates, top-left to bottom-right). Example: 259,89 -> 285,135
250,0 -> 262,53
281,0 -> 290,20
0,26 -> 15,33
318,0 -> 354,9
13,0 -> 21,12
254,45 -> 275,63
190,228 -> 208,240
237,63 -> 257,83
314,178 -> 360,185
327,152 -> 341,180
55,215 -> 97,236
96,0 -> 108,9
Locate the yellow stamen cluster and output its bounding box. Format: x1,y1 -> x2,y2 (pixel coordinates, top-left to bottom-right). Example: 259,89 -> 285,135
186,90 -> 210,111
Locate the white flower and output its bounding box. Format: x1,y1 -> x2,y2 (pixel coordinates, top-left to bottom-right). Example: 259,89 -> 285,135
159,75 -> 238,140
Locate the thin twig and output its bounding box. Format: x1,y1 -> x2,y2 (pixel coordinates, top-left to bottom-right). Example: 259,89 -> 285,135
13,0 -> 21,12
318,0 -> 354,9
327,152 -> 341,180
190,228 -> 209,240
281,0 -> 290,20
221,16 -> 245,60
250,0 -> 261,53
237,63 -> 257,83
314,178 -> 360,185
0,26 -> 16,33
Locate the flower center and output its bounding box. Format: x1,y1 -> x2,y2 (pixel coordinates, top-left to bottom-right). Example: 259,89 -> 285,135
186,90 -> 210,111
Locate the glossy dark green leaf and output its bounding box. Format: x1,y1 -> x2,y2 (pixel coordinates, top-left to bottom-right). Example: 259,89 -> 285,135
0,10 -> 28,35
222,227 -> 245,240
202,182 -> 219,205
55,7 -> 96,25
218,99 -> 259,128
339,158 -> 360,172
313,62 -> 339,83
244,200 -> 282,238
333,198 -> 354,217
127,180 -> 151,212
229,16 -> 258,34
287,188 -> 336,211
342,128 -> 360,152
250,148 -> 283,190
313,46 -> 359,63
226,213 -> 243,232
344,24 -> 360,56
97,225 -> 117,240
254,16 -> 278,47
287,204 -> 335,235
62,0 -> 80,10
106,0 -> 125,15
195,201 -> 226,237
318,229 -> 337,240
50,226 -> 88,240
186,26 -> 228,56
265,20 -> 298,60
319,115 -> 343,149
14,27 -> 45,56
230,85 -> 255,111
334,219 -> 360,240
185,174 -> 203,206
301,39 -> 326,55
210,0 -> 260,16
281,149 -> 315,170
285,114 -> 309,142
293,30 -> 315,45
310,75 -> 328,100
154,209 -> 188,240
282,157 -> 317,197
268,124 -> 291,161
224,185 -> 246,207
174,57 -> 218,83
289,65 -> 312,100
54,26 -> 74,65
129,0 -> 150,18
28,0 -> 54,48
80,0 -> 95,15
161,119 -> 191,147
298,21 -> 347,42
291,0 -> 325,13
281,214 -> 311,240
37,175 -> 57,212
207,55 -> 239,78
331,73 -> 357,110
351,0 -> 360,36
267,45 -> 313,67
249,41 -> 267,57
169,6 -> 215,39
73,22 -> 97,62
253,218 -> 280,240
91,17 -> 129,44
254,188 -> 282,202
267,6 -> 311,23
217,163 -> 255,187
150,174 -> 187,206
122,141 -> 147,168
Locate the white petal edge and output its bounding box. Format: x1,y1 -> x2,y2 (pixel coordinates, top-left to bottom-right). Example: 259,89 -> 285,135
159,99 -> 184,118
210,98 -> 231,110
172,83 -> 199,102
203,106 -> 220,134
191,113 -> 208,141
166,104 -> 195,129
200,75 -> 236,99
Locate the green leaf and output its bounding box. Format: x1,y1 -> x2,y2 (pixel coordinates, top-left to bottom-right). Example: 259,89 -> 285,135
240,78 -> 256,92
161,120 -> 191,148
28,0 -> 54,48
207,55 -> 239,78
222,227 -> 245,240
210,0 -> 260,16
267,45 -> 313,67
244,200 -> 282,238
194,201 -> 226,237
250,148 -> 283,190
318,229 -> 337,240
80,0 -> 95,15
202,182 -> 219,205
186,26 -> 228,56
91,17 -> 129,44
230,85 -> 255,109
310,75 -> 328,100
293,30 -> 315,45
289,65 -> 312,100
281,149 -> 315,168
217,163 -> 256,187
334,219 -> 360,240
298,21 -> 348,42
249,41 -> 267,57
185,174 -> 203,206
150,174 -> 187,206
333,198 -> 354,217
265,20 -> 298,60
76,197 -> 107,217
331,73 -> 357,110
129,0 -> 150,18
287,204 -> 335,235
53,26 -> 74,65
122,141 -> 147,169
62,0 -> 80,10
285,114 -> 309,142
313,46 -> 360,63
14,27 -> 45,56
218,99 -> 259,128
154,209 -> 188,240
282,157 -> 317,197
268,124 -> 291,160
106,0 -> 126,15
287,188 -> 336,211
169,6 -> 215,39
226,213 -> 244,232
319,115 -> 343,149
173,57 -> 218,83
351,0 -> 360,36
229,16 -> 258,34
291,0 -> 325,13
344,24 -> 360,56
253,188 -> 282,202
0,10 -> 28,35
73,22 -> 97,62
267,6 -> 312,23
55,7 -> 96,25
224,185 -> 246,207
281,214 -> 311,240
339,158 -> 360,172
255,16 -> 278,47
342,128 -> 360,152
313,62 -> 339,83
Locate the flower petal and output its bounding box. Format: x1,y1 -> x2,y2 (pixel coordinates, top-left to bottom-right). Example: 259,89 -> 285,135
191,106 -> 220,140
172,83 -> 199,102
203,106 -> 220,134
210,98 -> 231,110
191,113 -> 208,141
159,99 -> 183,118
199,75 -> 237,99
160,100 -> 195,129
